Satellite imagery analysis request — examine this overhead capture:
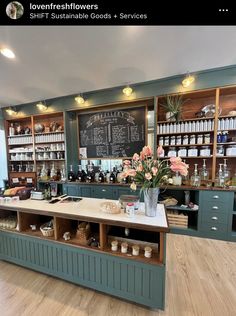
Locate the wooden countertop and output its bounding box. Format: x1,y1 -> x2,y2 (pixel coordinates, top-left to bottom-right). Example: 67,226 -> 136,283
0,198 -> 169,232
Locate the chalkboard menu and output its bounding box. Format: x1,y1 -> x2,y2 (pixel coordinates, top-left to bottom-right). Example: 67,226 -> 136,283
78,107 -> 146,158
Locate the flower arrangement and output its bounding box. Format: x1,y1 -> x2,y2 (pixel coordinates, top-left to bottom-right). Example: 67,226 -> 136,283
121,145 -> 189,191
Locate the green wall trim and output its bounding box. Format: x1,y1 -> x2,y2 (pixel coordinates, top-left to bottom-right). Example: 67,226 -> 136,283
3,65 -> 236,119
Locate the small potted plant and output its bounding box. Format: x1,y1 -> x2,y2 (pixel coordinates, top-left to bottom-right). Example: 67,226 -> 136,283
161,94 -> 186,122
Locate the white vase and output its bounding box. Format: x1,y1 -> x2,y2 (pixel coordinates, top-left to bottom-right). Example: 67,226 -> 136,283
143,188 -> 159,217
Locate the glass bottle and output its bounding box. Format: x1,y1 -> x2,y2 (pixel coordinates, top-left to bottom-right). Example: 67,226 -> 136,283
98,168 -> 105,183
223,159 -> 231,187
200,159 -> 209,186
56,168 -> 61,181
190,164 -> 201,187
68,165 -> 76,182
77,165 -> 85,182
40,163 -> 47,180
50,163 -> 57,180
86,164 -> 95,183
182,160 -> 189,185
61,165 -> 66,181
109,168 -> 116,183
215,164 -> 225,187
172,171 -> 182,186
44,182 -> 51,200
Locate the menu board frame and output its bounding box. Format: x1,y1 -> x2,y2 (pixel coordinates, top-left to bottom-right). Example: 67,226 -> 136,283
77,104 -> 147,159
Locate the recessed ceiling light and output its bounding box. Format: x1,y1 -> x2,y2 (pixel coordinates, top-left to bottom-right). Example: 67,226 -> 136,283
0,48 -> 15,59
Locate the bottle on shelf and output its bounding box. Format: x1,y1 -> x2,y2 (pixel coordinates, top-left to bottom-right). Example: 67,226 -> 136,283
86,164 -> 95,183
223,159 -> 231,186
61,165 -> 66,181
190,164 -> 201,187
98,168 -> 105,183
56,168 -> 61,181
109,168 -> 116,183
172,171 -> 182,186
44,182 -> 51,200
215,164 -> 225,187
77,165 -> 86,182
68,165 -> 76,182
9,123 -> 15,136
50,163 -> 57,180
182,159 -> 189,185
200,159 -> 209,186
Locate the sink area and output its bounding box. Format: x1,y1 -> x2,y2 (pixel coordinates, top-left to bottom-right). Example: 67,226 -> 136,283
60,196 -> 83,203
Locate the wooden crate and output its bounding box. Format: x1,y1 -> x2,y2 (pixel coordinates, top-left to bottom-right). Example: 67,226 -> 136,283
167,211 -> 188,228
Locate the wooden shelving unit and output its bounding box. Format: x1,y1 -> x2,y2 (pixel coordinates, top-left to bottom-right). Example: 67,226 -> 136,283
156,86 -> 236,186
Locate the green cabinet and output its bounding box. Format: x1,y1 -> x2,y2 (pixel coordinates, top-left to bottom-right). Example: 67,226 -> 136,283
198,190 -> 234,240
63,183 -> 79,196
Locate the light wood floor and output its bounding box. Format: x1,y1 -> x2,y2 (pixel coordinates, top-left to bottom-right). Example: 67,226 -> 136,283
0,234 -> 236,316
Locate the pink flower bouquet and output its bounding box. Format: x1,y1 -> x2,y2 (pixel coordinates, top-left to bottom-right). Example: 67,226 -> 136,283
121,145 -> 189,190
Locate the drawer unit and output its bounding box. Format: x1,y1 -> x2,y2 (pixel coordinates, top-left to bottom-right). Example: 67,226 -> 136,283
200,191 -> 234,204
201,201 -> 228,213
200,222 -> 228,240
201,211 -> 229,224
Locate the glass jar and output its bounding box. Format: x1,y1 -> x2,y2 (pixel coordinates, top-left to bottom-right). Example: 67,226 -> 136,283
170,136 -> 176,145
204,133 -> 211,144
188,146 -> 198,157
176,135 -> 182,145
216,145 -> 224,156
226,145 -> 236,156
164,136 -> 169,146
159,136 -> 164,146
172,172 -> 182,186
183,135 -> 189,145
168,147 -> 177,157
189,134 -> 196,144
178,147 -> 187,157
200,146 -> 211,156
197,134 -> 203,144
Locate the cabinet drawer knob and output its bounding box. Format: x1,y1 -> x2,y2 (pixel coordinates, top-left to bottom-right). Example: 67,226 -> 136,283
211,216 -> 218,220
212,206 -> 218,210
213,195 -> 219,199
102,189 -> 106,192
211,227 -> 218,231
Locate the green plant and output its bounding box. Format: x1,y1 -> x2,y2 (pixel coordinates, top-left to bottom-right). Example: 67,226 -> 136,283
161,94 -> 186,121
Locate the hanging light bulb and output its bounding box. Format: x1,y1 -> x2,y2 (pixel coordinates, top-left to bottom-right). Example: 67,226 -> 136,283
36,101 -> 48,111
123,86 -> 133,97
6,107 -> 18,116
75,94 -> 85,104
182,72 -> 195,88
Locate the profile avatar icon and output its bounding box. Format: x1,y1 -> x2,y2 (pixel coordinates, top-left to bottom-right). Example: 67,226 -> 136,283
6,1 -> 24,19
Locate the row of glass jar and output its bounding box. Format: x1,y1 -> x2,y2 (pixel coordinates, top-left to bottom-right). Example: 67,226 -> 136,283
36,151 -> 65,160
166,146 -> 211,157
218,117 -> 236,130
8,135 -> 33,145
10,152 -> 34,161
35,132 -> 64,143
217,145 -> 236,156
36,143 -> 65,151
159,134 -> 211,146
157,119 -> 214,134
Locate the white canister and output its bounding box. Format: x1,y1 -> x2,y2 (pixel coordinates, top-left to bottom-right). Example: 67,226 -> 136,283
121,242 -> 128,254
144,246 -> 152,258
111,240 -> 118,252
132,245 -> 140,256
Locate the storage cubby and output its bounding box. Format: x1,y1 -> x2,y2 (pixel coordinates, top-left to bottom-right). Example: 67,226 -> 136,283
0,209 -> 18,231
18,212 -> 54,239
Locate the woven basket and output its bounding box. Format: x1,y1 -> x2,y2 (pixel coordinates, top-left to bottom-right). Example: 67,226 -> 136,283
75,222 -> 91,244
40,222 -> 54,237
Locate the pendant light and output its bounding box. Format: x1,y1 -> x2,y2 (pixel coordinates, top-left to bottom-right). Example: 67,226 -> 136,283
6,106 -> 18,116
36,101 -> 48,111
75,94 -> 85,105
182,72 -> 195,88
123,86 -> 133,97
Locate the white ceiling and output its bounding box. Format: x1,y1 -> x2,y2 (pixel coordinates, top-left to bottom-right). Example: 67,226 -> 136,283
1,26 -> 236,107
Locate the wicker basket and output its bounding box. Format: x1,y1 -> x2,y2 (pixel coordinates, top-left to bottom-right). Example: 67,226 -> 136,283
75,222 -> 91,244
40,222 -> 54,237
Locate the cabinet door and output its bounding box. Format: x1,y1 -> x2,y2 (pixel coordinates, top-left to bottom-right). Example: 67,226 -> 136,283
80,185 -> 93,197
92,186 -> 113,199
63,184 -> 79,196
